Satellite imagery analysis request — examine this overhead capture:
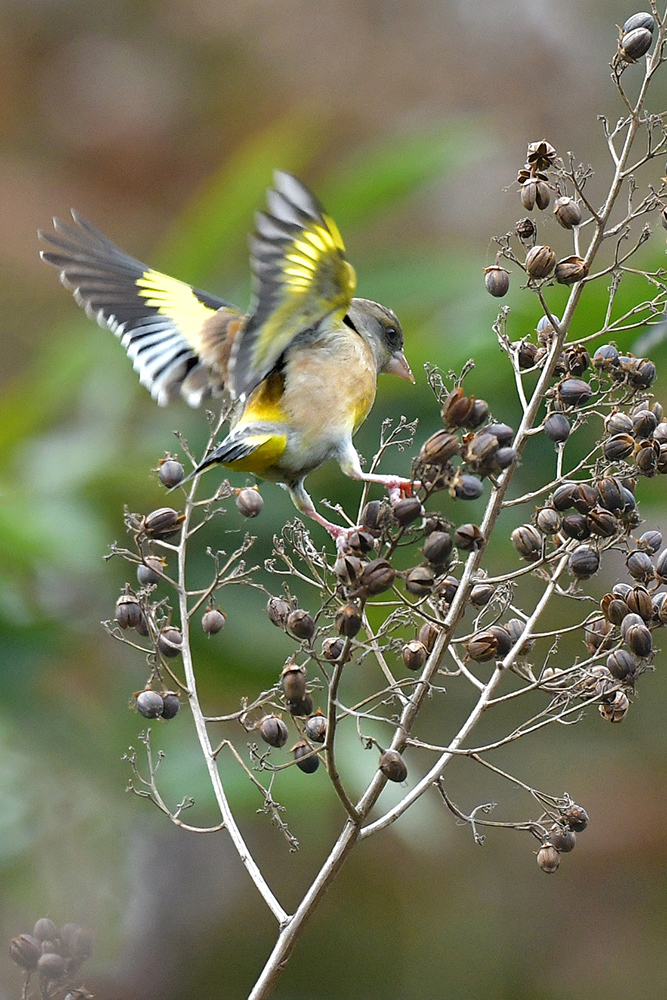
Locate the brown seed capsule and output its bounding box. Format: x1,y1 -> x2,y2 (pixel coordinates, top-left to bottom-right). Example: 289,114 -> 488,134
555,255 -> 589,285
333,554 -> 363,587
554,196 -> 582,229
136,689 -> 165,719
158,458 -> 185,488
419,621 -> 440,652
561,512 -> 591,541
466,631 -> 499,662
402,639 -> 428,671
335,602 -> 362,637
585,617 -> 614,654
655,548 -> 667,582
294,741 -> 319,773
33,918 -> 58,943
526,244 -> 556,278
379,749 -> 408,782
521,178 -> 551,211
259,714 -> 289,748
346,530 -> 376,554
161,693 -> 180,719
304,713 -> 327,743
515,217 -> 536,241
505,617 -> 534,652
536,506 -> 561,535
635,444 -> 658,477
517,340 -> 539,369
599,690 -> 631,723
606,649 -> 638,682
142,507 -> 184,539
361,558 -> 396,594
455,523 -> 484,551
623,12 -> 655,33
437,575 -> 460,604
593,344 -> 620,369
630,358 -> 657,388
422,530 -> 453,566
267,596 -> 290,627
484,265 -> 510,297
604,434 -> 635,462
158,626 -> 183,658
552,482 -> 579,511
321,636 -> 346,661
137,554 -> 166,587
9,934 -> 41,971
115,593 -> 143,630
632,408 -> 658,438
626,551 -> 654,584
596,477 -> 624,512
470,582 -> 495,607
404,565 -> 435,596
537,845 -> 560,873
420,429 -> 460,466
625,621 -> 652,658
620,26 -> 653,61
639,529 -> 662,554
287,609 -> 316,641
587,507 -> 618,538
605,410 -> 633,436
236,487 -> 264,518
288,694 -> 314,717
392,497 -> 424,526
453,473 -> 484,500
527,139 -> 557,170
549,824 -> 576,853
37,952 -> 67,981
511,524 -> 542,562
544,413 -> 571,443
569,545 -> 599,579
562,803 -> 589,832
488,625 -> 512,657
442,387 -> 476,429
360,499 -> 383,533
653,593 -> 667,624
601,593 -> 629,625
281,662 -> 307,702
202,608 -> 226,635
559,378 -> 592,407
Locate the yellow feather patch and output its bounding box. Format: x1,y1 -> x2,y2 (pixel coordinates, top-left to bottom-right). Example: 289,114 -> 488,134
136,269 -> 215,340
224,434 -> 287,473
238,372 -> 286,423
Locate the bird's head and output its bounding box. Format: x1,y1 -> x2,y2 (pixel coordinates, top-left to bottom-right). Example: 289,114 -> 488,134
345,298 -> 414,382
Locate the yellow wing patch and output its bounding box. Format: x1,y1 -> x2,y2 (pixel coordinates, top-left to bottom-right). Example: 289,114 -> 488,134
223,433 -> 287,473
136,270 -> 217,344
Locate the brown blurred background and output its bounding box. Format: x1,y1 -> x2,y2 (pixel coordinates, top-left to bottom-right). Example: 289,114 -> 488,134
1,1 -> 667,998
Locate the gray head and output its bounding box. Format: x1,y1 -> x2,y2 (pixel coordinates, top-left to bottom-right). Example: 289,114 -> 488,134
345,298 -> 413,381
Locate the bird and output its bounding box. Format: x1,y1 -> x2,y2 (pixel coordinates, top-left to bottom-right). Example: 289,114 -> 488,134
39,171 -> 414,541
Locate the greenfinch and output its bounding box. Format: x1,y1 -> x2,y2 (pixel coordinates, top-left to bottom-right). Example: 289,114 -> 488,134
40,172 -> 414,540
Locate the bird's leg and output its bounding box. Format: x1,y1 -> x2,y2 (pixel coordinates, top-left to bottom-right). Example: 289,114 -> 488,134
338,443 -> 417,503
289,482 -> 355,551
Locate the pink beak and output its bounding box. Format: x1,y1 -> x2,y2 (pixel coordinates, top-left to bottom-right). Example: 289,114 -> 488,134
384,351 -> 414,382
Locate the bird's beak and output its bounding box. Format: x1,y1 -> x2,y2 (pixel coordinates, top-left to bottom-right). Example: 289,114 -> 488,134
384,351 -> 414,382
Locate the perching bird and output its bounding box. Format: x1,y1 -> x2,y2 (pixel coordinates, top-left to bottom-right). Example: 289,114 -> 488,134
40,171 -> 414,540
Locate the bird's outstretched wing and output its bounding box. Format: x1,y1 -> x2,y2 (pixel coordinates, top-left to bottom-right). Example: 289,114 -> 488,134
230,171 -> 357,401
40,212 -> 242,407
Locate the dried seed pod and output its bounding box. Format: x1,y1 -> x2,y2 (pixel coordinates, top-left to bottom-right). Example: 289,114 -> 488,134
599,690 -> 631,723
587,507 -> 618,538
555,255 -> 589,285
515,216 -> 536,241
442,387 -> 476,429
536,506 -> 561,534
537,845 -> 560,873
572,483 -> 598,514
486,422 -> 514,447
422,530 -> 453,566
620,26 -> 653,61
259,715 -> 289,748
455,523 -> 484,550
115,593 -> 143,630
494,446 -> 517,470
437,575 -> 460,603
37,952 -> 67,981
558,378 -> 592,407
404,565 -> 435,596
568,545 -> 599,579
487,625 -> 512,657
606,649 -> 638,682
527,139 -> 557,170
161,692 -> 180,719
158,626 -> 182,658
625,621 -> 652,658
544,413 -> 571,443
484,265 -> 510,297
596,477 -> 624,512
511,524 -> 542,562
553,196 -> 582,229
294,741 -> 319,773
626,551 -> 654,584
623,12 -> 655,33
158,458 -> 185,488
287,609 -> 316,641
9,934 -> 42,971
521,178 -> 551,211
136,689 -> 165,719
419,429 -> 460,466
321,636 -> 346,661
468,399 -> 491,428
593,344 -> 620,369
463,431 -> 499,468
453,473 -> 484,500
288,694 -> 314,717
603,433 -> 635,462
553,482 -> 579,511
517,340 -> 539,369
613,582 -> 632,599
470,582 -> 495,607
632,408 -> 658,438
505,617 -> 534,651
346,530 -> 376,554
419,621 -> 440,652
402,639 -> 428,671
653,592 -> 667,624
639,529 -> 662,553
654,421 -> 667,443
333,554 -> 363,586
202,608 -> 226,635
360,499 -> 383,533
392,497 -> 424,526
137,554 -> 166,587
585,617 -> 614,654
561,512 -> 591,541
466,631 -> 499,662
142,507 -> 184,539
655,548 -> 667,582
562,803 -> 589,832
525,244 -> 556,278
635,443 -> 659,476
630,358 -> 657,388
267,597 -> 290,628
236,487 -> 264,518
335,602 -> 363,637
281,662 -> 307,702
621,612 -> 645,638
566,347 -> 591,377
549,824 -> 576,853
379,749 -> 408,782
304,713 -> 327,743
601,593 -> 629,625
605,411 -> 633,436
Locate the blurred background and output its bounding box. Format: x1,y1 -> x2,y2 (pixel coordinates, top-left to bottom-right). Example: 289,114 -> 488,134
1,1 -> 667,997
